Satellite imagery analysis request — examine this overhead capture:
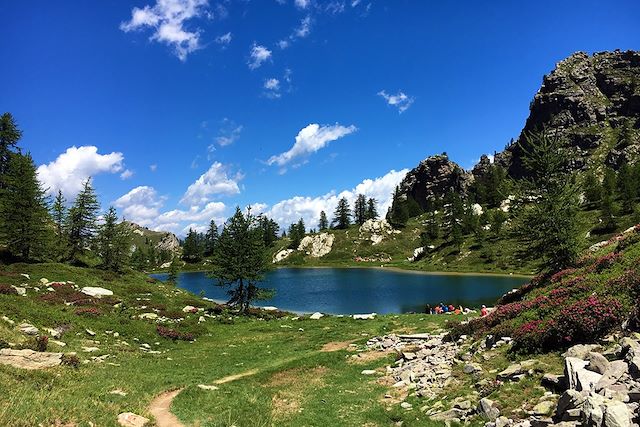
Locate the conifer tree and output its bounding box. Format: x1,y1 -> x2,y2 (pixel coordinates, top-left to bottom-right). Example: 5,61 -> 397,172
332,197 -> 351,229
131,246 -> 147,270
365,198 -> 378,220
386,186 -> 409,228
211,207 -> 272,313
353,194 -> 367,225
288,218 -> 305,249
66,179 -> 100,262
167,258 -> 179,286
204,220 -> 219,256
318,210 -> 329,231
0,113 -> 22,182
513,129 -> 581,271
51,190 -> 67,259
97,206 -> 131,272
182,228 -> 203,262
0,153 -> 52,260
583,171 -> 602,208
258,216 -> 279,247
617,162 -> 637,214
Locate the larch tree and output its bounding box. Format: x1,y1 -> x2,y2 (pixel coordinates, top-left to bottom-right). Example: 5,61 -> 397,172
353,194 -> 367,225
51,190 -> 67,259
210,207 -> 272,313
97,206 -> 132,272
0,113 -> 22,183
332,197 -> 351,229
0,153 -> 52,260
66,179 -> 100,263
318,210 -> 329,231
365,198 -> 378,220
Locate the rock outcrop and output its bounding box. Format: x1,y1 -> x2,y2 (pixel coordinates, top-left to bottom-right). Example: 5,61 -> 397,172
0,349 -> 63,370
359,218 -> 397,245
499,50 -> 640,177
397,154 -> 472,210
298,233 -> 335,258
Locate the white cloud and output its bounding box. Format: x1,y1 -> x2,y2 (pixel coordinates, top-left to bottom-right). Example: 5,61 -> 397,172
120,169 -> 134,180
215,118 -> 243,146
295,16 -> 312,38
377,90 -> 415,113
156,202 -> 227,234
114,186 -> 166,226
180,162 -> 242,206
248,43 -> 272,69
267,123 -> 357,169
150,164 -> 158,172
265,169 -> 408,228
295,0 -> 310,9
120,0 -> 209,61
37,146 -> 124,198
277,39 -> 290,49
215,31 -> 232,46
264,78 -> 280,90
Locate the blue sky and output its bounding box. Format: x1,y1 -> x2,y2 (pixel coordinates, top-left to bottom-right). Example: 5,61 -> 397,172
2,0 -> 639,235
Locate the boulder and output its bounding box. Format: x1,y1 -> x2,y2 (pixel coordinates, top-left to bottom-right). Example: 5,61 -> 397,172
565,357 -> 602,392
581,394 -> 605,427
18,322 -> 39,335
272,249 -> 294,263
182,305 -> 198,313
117,412 -> 149,427
430,408 -> 464,422
80,287 -> 113,298
498,363 -> 525,381
532,400 -> 555,416
555,389 -> 586,418
586,352 -> 610,375
298,233 -> 335,258
596,360 -> 629,391
0,349 -> 62,370
309,312 -> 324,320
479,397 -> 500,421
566,344 -> 601,360
603,400 -> 632,427
11,286 -> 26,296
359,219 -> 396,245
352,313 -> 376,320
463,363 -> 483,375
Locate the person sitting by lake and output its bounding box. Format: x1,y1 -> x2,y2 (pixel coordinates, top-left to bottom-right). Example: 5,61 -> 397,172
481,305 -> 488,317
424,304 -> 433,314
448,304 -> 455,313
434,305 -> 442,314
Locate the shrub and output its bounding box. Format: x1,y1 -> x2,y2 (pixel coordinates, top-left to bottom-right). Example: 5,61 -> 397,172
38,284 -> 96,306
550,268 -> 576,283
496,282 -> 536,305
61,354 -> 80,368
0,284 -> 17,295
591,252 -> 622,272
445,318 -> 486,342
74,307 -> 101,317
555,296 -> 625,345
156,326 -> 194,341
512,319 -> 558,353
608,269 -> 640,297
485,302 -> 529,327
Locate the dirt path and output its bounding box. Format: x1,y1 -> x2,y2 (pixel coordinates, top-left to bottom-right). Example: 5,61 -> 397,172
147,342 -> 357,425
148,388 -> 185,427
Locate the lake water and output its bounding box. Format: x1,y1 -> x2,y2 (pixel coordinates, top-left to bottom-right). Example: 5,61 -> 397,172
152,268 -> 527,315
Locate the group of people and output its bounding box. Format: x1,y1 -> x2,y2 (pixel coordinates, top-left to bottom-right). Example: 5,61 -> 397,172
424,303 -> 490,316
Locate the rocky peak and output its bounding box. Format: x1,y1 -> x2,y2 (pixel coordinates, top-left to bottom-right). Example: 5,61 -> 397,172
397,153 -> 472,211
505,50 -> 640,177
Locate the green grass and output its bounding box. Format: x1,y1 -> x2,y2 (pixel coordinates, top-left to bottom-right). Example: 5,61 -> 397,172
0,262 -> 568,426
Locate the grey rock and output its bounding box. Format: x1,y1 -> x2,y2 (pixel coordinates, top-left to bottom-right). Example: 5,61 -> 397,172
581,394 -> 605,427
429,408 -> 464,421
532,400 -> 555,416
602,400 -> 631,427
565,344 -> 601,360
479,398 -> 500,421
0,349 -> 62,370
597,360 -> 629,391
463,363 -> 482,375
586,352 -> 610,375
556,389 -> 586,416
565,357 -> 602,392
18,323 -> 39,336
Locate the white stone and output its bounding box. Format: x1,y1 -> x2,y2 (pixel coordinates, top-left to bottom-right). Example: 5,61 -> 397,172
80,287 -> 113,298
110,389 -> 127,396
273,249 -> 294,263
262,306 -> 278,311
603,400 -> 632,427
39,278 -> 49,284
353,313 -> 377,320
298,233 -> 335,257
20,273 -> 30,280
471,203 -> 483,216
117,412 -> 149,427
159,261 -> 172,269
182,305 -> 197,313
0,349 -> 62,370
309,312 -> 324,320
11,286 -> 26,296
82,347 -> 100,353
408,247 -> 425,262
361,370 -> 377,375
139,313 -> 158,320
18,323 -> 39,335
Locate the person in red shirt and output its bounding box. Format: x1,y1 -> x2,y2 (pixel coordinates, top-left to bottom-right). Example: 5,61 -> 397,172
480,305 -> 488,317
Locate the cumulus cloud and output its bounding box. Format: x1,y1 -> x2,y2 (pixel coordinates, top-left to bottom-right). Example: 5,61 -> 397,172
120,169 -> 134,180
248,43 -> 272,69
114,186 -> 166,226
37,146 -> 124,198
264,78 -> 280,91
265,169 -> 408,228
294,0 -> 310,9
267,123 -> 357,169
150,164 -> 158,172
215,31 -> 232,47
120,0 -> 209,61
377,90 -> 415,113
180,162 -> 242,206
295,16 -> 312,38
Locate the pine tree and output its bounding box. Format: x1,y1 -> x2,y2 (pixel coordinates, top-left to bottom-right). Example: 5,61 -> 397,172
66,179 -> 99,262
583,171 -> 602,209
513,129 -> 581,271
211,207 -> 272,313
167,258 -> 179,286
318,210 -> 329,231
259,216 -> 279,247
617,162 -> 637,214
288,218 -> 305,249
97,207 -> 131,272
182,228 -> 203,262
203,220 -> 219,256
0,113 -> 22,182
0,153 -> 52,260
332,197 -> 351,229
353,194 -> 367,225
50,190 -> 68,259
386,186 -> 409,228
131,246 -> 147,270
426,210 -> 440,240
365,198 -> 378,220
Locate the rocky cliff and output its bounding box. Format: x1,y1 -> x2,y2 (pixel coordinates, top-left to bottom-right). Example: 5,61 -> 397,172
500,50 -> 640,177
398,50 -> 640,208
122,221 -> 180,253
